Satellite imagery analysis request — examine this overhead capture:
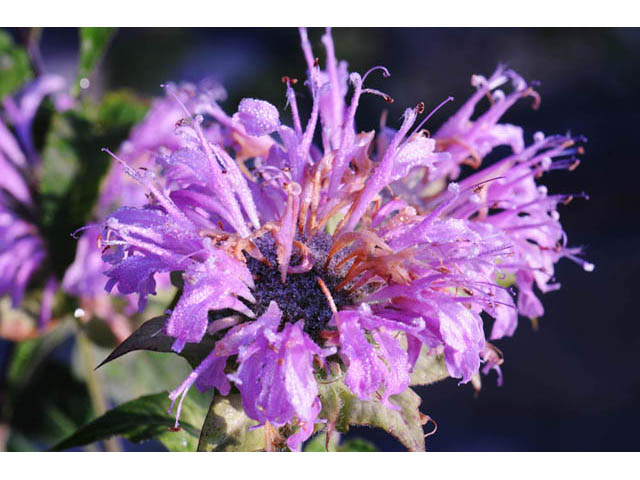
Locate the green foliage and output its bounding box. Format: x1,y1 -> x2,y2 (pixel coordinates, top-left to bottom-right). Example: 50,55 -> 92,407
74,319 -> 449,452
39,112 -> 80,200
6,320 -> 74,396
97,89 -> 149,129
68,318 -> 191,407
95,350 -> 192,406
317,378 -> 426,452
304,432 -> 378,452
75,28 -> 115,93
0,30 -> 33,98
304,430 -> 340,452
0,27 -> 456,453
52,392 -> 206,452
39,90 -> 148,277
309,337 -> 449,452
1,320 -> 86,450
197,394 -> 266,452
496,271 -> 516,288
97,315 -> 216,370
338,437 -> 378,452
410,345 -> 449,386
4,334 -> 94,449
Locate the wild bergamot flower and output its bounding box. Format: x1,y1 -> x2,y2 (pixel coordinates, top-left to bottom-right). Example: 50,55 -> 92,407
98,28 -> 592,450
0,74 -> 71,332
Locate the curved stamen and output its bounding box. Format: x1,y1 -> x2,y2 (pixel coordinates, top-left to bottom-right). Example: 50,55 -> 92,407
161,83 -> 193,120
362,65 -> 391,84
565,252 -> 595,272
362,88 -> 394,103
409,96 -> 455,140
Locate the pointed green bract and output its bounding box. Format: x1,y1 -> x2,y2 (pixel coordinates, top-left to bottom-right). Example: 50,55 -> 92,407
97,315 -> 216,370
197,394 -> 266,452
410,344 -> 449,386
317,378 -> 426,452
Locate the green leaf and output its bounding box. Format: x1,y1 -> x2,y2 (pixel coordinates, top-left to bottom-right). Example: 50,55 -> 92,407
6,319 -> 74,393
7,350 -> 94,448
2,318 -> 87,451
496,271 -> 516,288
52,392 -> 205,452
96,316 -> 216,370
39,92 -> 148,277
93,350 -> 192,406
197,394 -> 265,452
97,90 -> 148,129
304,432 -> 377,452
317,379 -> 426,452
40,112 -> 80,199
338,437 -> 378,452
39,110 -> 107,276
395,334 -> 449,387
0,29 -> 33,98
67,318 -> 191,406
6,430 -> 40,452
304,431 -> 341,452
410,345 -> 449,386
75,27 -> 115,91
40,91 -> 147,209
83,315 -> 119,349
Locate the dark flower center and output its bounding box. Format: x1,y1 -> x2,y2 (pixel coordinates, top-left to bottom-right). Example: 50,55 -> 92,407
246,234 -> 350,340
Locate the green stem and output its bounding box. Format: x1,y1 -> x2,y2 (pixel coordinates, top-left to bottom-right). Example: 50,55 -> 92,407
77,329 -> 120,452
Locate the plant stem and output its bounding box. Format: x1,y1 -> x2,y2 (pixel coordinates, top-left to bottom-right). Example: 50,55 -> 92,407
77,329 -> 120,452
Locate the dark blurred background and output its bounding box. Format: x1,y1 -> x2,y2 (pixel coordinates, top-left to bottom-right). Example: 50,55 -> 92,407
3,27 -> 639,451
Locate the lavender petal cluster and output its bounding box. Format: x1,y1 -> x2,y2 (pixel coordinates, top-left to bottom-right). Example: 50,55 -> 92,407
62,81 -> 227,339
0,75 -> 71,330
98,28 -> 592,450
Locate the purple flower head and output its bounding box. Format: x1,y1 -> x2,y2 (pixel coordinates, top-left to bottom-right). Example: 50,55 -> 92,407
63,81 -> 228,337
99,28 -> 591,449
0,75 -> 69,334
0,74 -> 223,340
397,70 -> 593,330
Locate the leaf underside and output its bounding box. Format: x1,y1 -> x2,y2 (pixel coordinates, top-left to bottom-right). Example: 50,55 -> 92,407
97,315 -> 215,370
